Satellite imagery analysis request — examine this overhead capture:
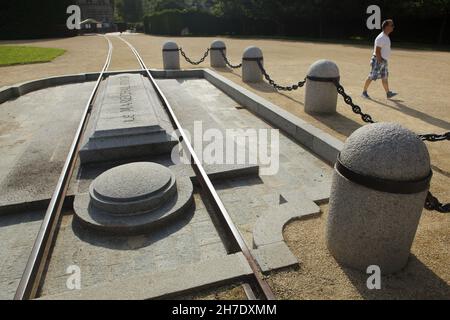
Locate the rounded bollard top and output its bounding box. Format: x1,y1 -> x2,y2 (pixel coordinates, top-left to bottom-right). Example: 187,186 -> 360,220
211,40 -> 226,49
308,59 -> 339,78
243,46 -> 263,59
163,41 -> 178,50
340,123 -> 430,181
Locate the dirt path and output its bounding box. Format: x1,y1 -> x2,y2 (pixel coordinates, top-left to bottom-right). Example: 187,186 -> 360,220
0,35 -> 108,87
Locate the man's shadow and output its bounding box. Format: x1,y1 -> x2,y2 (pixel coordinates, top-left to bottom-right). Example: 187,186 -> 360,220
370,98 -> 450,131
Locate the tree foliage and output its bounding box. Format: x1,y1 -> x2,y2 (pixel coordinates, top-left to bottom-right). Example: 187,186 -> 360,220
0,0 -> 75,39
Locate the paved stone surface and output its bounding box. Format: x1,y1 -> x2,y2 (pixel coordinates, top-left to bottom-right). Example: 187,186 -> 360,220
327,123 -> 431,274
40,193 -> 228,297
0,210 -> 44,300
252,242 -> 298,273
253,200 -> 320,248
203,69 -> 344,164
0,82 -> 95,207
1,76 -> 333,299
156,77 -> 332,250
156,78 -> 263,174
40,253 -> 252,300
80,73 -> 177,164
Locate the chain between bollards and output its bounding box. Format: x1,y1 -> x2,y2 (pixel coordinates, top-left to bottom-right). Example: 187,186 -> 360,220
418,132 -> 450,142
218,49 -> 242,69
179,47 -> 210,65
255,61 -> 449,213
333,80 -> 375,124
177,46 -> 449,213
255,59 -> 306,91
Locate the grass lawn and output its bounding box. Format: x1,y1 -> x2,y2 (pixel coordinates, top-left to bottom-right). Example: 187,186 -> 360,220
0,46 -> 66,67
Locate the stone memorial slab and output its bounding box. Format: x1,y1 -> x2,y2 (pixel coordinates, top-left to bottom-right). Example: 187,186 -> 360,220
79,74 -> 177,164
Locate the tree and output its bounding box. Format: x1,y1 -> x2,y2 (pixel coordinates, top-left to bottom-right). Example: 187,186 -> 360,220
116,0 -> 144,22
416,0 -> 450,44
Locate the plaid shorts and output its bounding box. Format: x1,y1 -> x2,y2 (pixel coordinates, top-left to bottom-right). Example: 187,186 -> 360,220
368,55 -> 388,80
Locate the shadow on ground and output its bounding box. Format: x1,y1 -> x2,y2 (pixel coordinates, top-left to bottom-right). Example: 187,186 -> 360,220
310,112 -> 362,137
371,98 -> 450,131
72,203 -> 195,251
341,255 -> 450,300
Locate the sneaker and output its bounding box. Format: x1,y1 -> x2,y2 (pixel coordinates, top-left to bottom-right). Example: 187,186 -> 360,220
387,91 -> 398,99
362,91 -> 371,99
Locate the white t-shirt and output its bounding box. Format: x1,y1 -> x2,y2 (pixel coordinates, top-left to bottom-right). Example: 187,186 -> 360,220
373,32 -> 391,60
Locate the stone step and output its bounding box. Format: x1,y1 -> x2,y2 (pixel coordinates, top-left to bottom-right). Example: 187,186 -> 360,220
79,73 -> 177,164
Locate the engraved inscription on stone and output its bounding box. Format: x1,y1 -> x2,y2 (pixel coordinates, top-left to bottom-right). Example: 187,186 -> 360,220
79,73 -> 176,164
119,76 -> 135,123
93,74 -> 163,138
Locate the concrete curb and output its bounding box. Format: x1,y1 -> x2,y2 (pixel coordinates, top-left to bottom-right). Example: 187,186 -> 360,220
0,69 -> 206,104
202,69 -> 344,165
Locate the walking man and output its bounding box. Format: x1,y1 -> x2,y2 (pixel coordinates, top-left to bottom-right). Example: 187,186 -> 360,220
362,19 -> 398,99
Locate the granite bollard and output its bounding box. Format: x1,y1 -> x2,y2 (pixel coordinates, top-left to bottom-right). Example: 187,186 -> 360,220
162,41 -> 180,70
242,46 -> 263,83
305,60 -> 340,114
326,122 -> 431,274
210,40 -> 226,68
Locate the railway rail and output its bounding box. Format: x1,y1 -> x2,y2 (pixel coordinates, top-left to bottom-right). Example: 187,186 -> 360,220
13,34 -> 275,300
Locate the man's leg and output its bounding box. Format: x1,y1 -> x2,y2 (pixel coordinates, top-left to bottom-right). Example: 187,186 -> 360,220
364,78 -> 372,92
383,78 -> 398,98
382,78 -> 390,93
362,78 -> 372,98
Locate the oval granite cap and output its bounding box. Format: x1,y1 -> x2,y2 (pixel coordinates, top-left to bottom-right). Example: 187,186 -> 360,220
89,162 -> 177,215
340,122 -> 430,181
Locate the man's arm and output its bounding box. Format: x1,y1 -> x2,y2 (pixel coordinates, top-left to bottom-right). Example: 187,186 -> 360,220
375,47 -> 383,63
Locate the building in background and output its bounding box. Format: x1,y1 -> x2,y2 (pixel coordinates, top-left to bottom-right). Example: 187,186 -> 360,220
76,0 -> 115,32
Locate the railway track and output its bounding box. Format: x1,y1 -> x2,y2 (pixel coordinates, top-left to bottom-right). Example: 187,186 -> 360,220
14,34 -> 275,300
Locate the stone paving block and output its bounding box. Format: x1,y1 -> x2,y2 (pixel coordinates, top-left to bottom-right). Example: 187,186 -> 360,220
252,199 -> 320,248
252,242 -> 298,273
39,253 -> 252,300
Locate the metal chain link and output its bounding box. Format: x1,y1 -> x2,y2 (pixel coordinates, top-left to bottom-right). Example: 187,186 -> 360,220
425,192 -> 450,213
218,49 -> 242,69
175,45 -> 449,212
255,59 -> 306,91
179,47 -> 210,65
419,132 -> 450,142
333,81 -> 375,124
333,81 -> 449,212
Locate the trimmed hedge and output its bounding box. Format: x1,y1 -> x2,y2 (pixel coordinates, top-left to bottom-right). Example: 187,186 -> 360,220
144,9 -> 236,36
143,8 -> 449,46
0,0 -> 77,40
